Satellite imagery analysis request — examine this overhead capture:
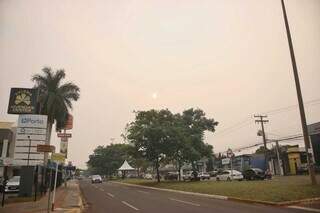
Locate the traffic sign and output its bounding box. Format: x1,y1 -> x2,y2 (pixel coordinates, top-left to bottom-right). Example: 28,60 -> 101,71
57,133 -> 72,138
37,145 -> 55,153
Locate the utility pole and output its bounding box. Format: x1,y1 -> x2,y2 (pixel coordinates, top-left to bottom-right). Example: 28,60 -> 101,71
280,0 -> 317,185
254,115 -> 269,171
275,140 -> 284,176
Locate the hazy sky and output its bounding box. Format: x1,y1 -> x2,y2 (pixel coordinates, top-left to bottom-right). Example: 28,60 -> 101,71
1,0 -> 319,168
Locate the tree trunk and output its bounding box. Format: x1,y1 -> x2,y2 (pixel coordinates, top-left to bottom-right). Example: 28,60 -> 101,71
156,158 -> 160,183
178,161 -> 181,181
44,121 -> 53,165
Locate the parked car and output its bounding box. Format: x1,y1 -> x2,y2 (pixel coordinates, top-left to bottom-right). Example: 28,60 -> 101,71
164,172 -> 179,180
216,170 -> 243,181
243,168 -> 266,180
91,175 -> 102,184
183,171 -> 200,181
5,176 -> 20,193
199,172 -> 210,180
144,173 -> 153,180
208,170 -> 218,177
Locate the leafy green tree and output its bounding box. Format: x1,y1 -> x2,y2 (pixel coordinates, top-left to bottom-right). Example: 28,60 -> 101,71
125,108 -> 218,182
126,109 -> 176,182
32,67 -> 80,142
87,144 -> 131,176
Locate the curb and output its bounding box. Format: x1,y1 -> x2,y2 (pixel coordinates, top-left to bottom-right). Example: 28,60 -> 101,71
111,181 -> 320,207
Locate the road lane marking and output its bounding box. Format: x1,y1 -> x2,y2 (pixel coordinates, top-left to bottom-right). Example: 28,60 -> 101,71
121,201 -> 139,211
107,193 -> 115,198
169,198 -> 200,207
99,188 -> 104,192
288,206 -> 320,212
137,190 -> 150,194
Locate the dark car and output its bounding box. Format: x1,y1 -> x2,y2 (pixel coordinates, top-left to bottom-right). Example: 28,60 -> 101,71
164,172 -> 178,180
243,168 -> 266,180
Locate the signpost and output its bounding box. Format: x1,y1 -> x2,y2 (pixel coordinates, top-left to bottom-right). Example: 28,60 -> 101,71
50,153 -> 65,211
227,148 -> 234,180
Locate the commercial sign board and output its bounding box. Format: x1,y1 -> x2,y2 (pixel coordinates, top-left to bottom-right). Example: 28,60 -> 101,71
64,114 -> 73,130
308,122 -> 320,136
222,158 -> 230,165
7,88 -> 39,114
37,144 -> 55,153
60,140 -> 68,158
14,114 -> 48,166
51,153 -> 65,163
57,133 -> 72,138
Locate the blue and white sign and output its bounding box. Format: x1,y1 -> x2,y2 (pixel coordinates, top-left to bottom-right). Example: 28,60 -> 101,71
14,114 -> 48,166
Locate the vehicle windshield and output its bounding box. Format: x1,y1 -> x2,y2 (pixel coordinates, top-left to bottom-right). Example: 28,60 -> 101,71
92,175 -> 101,179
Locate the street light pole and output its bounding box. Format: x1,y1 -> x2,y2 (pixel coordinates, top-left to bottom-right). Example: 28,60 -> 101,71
27,136 -> 32,166
280,0 -> 317,185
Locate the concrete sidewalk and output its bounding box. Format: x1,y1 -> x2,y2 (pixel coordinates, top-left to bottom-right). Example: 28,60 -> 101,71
0,179 -> 83,213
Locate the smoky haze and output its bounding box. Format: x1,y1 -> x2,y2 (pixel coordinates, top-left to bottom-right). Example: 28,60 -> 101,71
0,0 -> 319,168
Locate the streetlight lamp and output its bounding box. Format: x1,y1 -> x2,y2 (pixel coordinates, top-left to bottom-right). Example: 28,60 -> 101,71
280,0 -> 317,185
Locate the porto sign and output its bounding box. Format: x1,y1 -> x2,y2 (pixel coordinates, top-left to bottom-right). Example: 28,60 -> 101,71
7,88 -> 39,114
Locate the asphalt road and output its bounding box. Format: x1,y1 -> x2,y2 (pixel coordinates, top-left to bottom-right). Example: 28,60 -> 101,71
79,180 -> 314,213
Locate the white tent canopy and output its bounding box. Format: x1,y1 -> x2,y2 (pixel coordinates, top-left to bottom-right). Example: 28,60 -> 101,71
118,160 -> 135,171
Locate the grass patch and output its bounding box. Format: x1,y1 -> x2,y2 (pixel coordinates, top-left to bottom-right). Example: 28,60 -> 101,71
117,175 -> 320,203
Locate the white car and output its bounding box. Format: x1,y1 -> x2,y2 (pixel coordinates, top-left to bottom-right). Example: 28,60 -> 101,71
199,172 -> 210,180
91,175 -> 102,184
216,170 -> 243,181
5,176 -> 20,193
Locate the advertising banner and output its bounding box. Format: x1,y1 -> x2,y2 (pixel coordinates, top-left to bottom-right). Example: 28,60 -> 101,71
60,140 -> 68,158
7,88 -> 39,114
64,114 -> 73,130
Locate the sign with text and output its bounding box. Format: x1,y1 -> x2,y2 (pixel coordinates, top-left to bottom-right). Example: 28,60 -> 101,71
51,153 -> 65,163
7,88 -> 39,114
222,158 -> 230,165
14,114 -> 48,166
37,144 -> 55,153
57,133 -> 72,138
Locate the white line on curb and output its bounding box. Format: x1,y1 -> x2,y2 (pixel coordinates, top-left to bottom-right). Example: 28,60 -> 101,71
288,206 -> 320,212
107,193 -> 115,198
137,190 -> 150,194
169,198 -> 201,207
122,201 -> 139,210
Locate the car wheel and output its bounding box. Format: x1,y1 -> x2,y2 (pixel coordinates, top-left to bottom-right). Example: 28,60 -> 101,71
227,177 -> 231,181
216,177 -> 220,181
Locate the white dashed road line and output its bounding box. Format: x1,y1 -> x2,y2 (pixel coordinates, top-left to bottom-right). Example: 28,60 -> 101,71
288,206 -> 320,212
121,201 -> 139,211
169,198 -> 201,207
137,190 -> 150,194
107,193 -> 115,198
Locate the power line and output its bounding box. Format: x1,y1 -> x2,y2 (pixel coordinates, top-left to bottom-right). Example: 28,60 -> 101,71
213,98 -> 320,138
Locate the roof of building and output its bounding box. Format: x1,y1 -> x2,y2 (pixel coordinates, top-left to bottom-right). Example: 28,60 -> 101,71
118,160 -> 135,171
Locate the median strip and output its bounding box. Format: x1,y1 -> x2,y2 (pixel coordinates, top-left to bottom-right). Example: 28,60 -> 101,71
121,201 -> 139,210
169,198 -> 200,207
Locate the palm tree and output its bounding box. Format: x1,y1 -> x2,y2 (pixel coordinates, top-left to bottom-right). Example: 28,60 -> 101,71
32,67 -> 80,143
